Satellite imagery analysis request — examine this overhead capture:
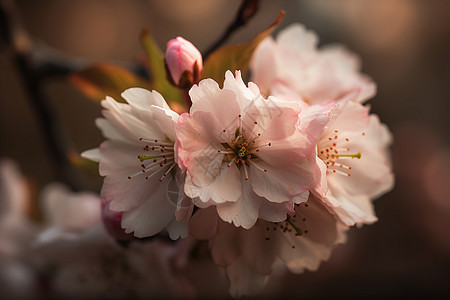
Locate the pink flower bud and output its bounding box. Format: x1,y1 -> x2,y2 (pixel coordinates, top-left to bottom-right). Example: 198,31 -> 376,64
165,37 -> 203,88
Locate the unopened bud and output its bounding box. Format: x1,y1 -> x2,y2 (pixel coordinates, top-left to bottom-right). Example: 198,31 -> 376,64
101,199 -> 133,242
165,37 -> 203,89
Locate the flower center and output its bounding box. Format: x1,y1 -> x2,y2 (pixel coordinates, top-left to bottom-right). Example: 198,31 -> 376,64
318,130 -> 363,177
127,137 -> 176,182
218,115 -> 272,180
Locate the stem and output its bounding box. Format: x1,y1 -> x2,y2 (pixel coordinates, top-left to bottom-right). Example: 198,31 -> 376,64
183,88 -> 192,108
0,0 -> 80,190
203,0 -> 259,59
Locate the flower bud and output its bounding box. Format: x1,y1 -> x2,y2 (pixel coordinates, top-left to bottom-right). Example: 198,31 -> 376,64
101,199 -> 133,242
165,37 -> 203,89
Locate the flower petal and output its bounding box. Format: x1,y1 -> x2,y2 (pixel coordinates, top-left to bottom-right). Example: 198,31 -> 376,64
121,177 -> 177,238
216,179 -> 261,229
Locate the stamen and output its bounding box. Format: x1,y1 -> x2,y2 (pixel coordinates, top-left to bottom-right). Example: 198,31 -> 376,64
243,163 -> 249,180
138,138 -> 173,146
248,160 -> 267,173
338,163 -> 352,170
159,163 -> 177,182
238,114 -> 243,136
327,167 -> 351,176
138,154 -> 172,162
146,146 -> 174,150
142,157 -> 174,171
276,225 -> 297,249
247,132 -> 261,144
129,157 -> 174,180
253,142 -> 272,151
218,150 -> 234,154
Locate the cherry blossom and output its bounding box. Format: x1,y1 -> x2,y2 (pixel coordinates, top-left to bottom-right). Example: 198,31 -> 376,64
175,71 -> 321,229
0,160 -> 37,299
250,23 -> 376,104
82,88 -> 191,239
190,197 -> 347,297
35,183 -> 102,245
32,183 -> 195,299
308,100 -> 394,226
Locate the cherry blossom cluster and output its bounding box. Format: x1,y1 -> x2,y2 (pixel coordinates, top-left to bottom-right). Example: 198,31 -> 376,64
83,24 -> 394,297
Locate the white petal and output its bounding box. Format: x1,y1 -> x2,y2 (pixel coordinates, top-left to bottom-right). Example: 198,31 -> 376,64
278,199 -> 347,273
41,183 -> 101,232
203,163 -> 242,204
250,37 -> 277,96
277,24 -> 319,61
121,178 -> 177,238
190,79 -> 241,140
99,141 -> 170,211
166,219 -> 188,240
121,87 -> 171,110
216,180 -> 261,229
258,199 -> 291,223
81,148 -> 101,163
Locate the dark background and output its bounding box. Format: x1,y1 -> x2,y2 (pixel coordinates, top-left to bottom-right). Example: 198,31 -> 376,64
1,0 -> 449,298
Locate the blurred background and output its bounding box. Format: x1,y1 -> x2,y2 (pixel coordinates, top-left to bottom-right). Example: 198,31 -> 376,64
1,0 -> 449,298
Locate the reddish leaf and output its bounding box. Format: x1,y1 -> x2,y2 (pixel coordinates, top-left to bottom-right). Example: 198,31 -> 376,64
70,63 -> 151,103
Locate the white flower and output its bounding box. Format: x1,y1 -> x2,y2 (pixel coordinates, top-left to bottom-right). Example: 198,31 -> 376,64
35,183 -> 102,245
0,160 -> 37,298
82,88 -> 191,239
32,184 -> 195,299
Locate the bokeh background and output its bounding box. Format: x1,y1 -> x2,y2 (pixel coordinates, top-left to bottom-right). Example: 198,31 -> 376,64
1,0 -> 450,298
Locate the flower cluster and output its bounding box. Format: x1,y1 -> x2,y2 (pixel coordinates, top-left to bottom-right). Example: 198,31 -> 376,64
83,23 -> 394,297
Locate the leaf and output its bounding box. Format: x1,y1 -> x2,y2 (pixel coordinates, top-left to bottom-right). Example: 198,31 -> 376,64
69,63 -> 151,103
202,10 -> 284,86
140,29 -> 185,107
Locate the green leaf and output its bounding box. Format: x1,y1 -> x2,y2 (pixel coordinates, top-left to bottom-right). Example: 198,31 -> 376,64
140,29 -> 185,108
69,63 -> 151,103
202,10 -> 285,86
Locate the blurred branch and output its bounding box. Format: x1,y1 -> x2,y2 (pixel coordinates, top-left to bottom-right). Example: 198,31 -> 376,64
203,0 -> 259,59
32,41 -> 148,79
0,0 -> 82,190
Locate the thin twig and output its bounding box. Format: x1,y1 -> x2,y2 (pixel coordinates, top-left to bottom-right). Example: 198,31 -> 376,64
203,0 -> 259,59
0,0 -> 81,190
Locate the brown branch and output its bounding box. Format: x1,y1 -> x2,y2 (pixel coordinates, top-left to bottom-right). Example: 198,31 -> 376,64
0,0 -> 81,190
203,0 -> 260,59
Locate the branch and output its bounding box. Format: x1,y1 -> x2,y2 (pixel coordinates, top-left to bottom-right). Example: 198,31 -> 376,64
0,0 -> 81,190
203,0 -> 260,59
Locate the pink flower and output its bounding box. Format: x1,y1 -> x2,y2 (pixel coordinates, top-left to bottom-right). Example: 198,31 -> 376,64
250,24 -> 376,104
165,36 -> 203,88
190,197 -> 347,297
82,88 -> 191,239
311,100 -> 394,226
175,71 -> 321,229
